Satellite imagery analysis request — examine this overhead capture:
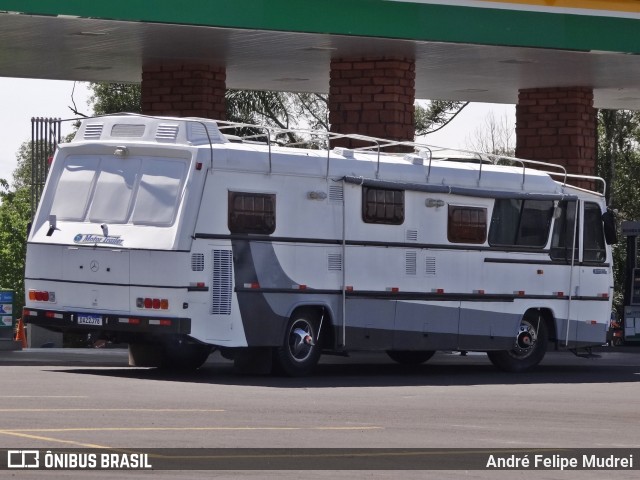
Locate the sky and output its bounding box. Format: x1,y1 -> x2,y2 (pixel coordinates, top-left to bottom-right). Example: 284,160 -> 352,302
0,78 -> 92,184
0,77 -> 515,185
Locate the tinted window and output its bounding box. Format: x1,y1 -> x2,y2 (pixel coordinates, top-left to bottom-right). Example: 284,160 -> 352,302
489,199 -> 554,247
448,205 -> 487,244
362,187 -> 404,225
228,192 -> 276,234
550,200 -> 579,262
583,202 -> 606,263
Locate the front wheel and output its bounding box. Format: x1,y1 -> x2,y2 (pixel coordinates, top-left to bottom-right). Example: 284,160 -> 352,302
273,310 -> 322,377
487,317 -> 548,373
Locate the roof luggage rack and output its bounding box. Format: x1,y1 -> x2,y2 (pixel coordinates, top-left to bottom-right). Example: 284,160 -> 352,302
73,114 -> 606,196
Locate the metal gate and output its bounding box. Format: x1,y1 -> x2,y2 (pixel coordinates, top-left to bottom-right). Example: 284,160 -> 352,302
30,117 -> 61,217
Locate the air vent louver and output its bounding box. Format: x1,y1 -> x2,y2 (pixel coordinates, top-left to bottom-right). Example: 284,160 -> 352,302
211,250 -> 233,315
425,257 -> 436,276
327,253 -> 343,272
329,185 -> 344,203
84,123 -> 104,140
191,253 -> 205,272
405,251 -> 417,276
156,124 -> 179,142
111,124 -> 145,138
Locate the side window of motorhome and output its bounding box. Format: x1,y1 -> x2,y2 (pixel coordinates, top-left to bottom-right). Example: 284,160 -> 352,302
550,200 -> 579,262
447,205 -> 487,244
228,191 -> 276,234
583,202 -> 606,263
488,199 -> 554,248
362,186 -> 404,225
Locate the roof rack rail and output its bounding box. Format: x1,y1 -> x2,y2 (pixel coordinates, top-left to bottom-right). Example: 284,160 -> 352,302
79,114 -> 605,195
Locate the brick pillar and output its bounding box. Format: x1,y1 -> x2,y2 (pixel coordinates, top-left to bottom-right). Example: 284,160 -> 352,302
141,63 -> 226,120
329,57 -> 415,151
516,87 -> 596,189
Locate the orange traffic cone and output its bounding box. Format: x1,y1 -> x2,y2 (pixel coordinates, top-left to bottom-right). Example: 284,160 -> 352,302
14,318 -> 27,348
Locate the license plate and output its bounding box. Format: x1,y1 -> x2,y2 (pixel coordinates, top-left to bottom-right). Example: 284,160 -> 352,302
77,314 -> 103,326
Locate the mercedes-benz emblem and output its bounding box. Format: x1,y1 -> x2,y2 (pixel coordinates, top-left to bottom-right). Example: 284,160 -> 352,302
90,260 -> 99,272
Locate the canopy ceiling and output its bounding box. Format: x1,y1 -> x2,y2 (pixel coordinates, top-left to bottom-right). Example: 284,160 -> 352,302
2,0 -> 640,109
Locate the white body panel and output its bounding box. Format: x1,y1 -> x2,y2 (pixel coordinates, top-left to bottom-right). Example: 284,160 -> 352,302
24,115 -> 613,357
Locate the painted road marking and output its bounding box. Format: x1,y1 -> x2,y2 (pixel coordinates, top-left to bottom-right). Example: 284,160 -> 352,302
0,426 -> 382,449
1,426 -> 382,432
0,430 -> 111,449
0,408 -> 225,413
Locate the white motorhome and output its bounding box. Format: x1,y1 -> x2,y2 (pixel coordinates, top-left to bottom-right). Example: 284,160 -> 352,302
23,115 -> 615,375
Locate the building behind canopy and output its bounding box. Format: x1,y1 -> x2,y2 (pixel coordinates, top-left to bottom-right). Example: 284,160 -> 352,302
2,0 -> 640,176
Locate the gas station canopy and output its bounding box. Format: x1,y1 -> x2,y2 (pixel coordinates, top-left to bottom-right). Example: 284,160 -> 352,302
2,0 -> 640,109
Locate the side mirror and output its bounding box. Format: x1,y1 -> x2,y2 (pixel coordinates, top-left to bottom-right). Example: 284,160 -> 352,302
602,209 -> 618,245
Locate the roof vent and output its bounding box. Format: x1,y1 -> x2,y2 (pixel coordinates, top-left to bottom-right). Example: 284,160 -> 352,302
111,124 -> 145,138
83,123 -> 104,140
156,124 -> 179,142
188,122 -> 225,144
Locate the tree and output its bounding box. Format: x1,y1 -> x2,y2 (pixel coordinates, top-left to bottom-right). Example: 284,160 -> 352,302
597,109 -> 640,312
0,139 -> 57,314
82,82 -> 467,145
464,111 -> 515,156
415,100 -> 469,136
88,83 -> 142,116
0,179 -> 30,313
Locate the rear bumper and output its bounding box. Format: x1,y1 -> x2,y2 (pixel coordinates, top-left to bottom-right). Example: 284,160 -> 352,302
23,308 -> 191,335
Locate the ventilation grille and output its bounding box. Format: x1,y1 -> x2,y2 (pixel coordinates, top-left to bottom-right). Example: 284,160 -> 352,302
425,257 -> 436,276
156,124 -> 179,142
191,253 -> 205,272
111,124 -> 145,138
405,251 -> 417,276
84,123 -> 104,140
327,253 -> 343,272
329,185 -> 344,202
211,250 -> 233,315
405,229 -> 418,242
188,122 -> 223,144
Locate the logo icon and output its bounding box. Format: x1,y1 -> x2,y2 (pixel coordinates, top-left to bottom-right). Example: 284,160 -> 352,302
7,450 -> 40,468
90,260 -> 100,272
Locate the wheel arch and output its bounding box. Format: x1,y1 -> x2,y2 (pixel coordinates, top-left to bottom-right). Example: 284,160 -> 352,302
287,303 -> 336,350
523,307 -> 557,349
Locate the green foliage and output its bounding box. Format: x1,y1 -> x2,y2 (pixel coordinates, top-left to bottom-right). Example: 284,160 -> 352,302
415,100 -> 469,136
88,82 -> 465,146
0,181 -> 30,314
225,90 -> 327,145
89,83 -> 142,115
596,109 -> 640,314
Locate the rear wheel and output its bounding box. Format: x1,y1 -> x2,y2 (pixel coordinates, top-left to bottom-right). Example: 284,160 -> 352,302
273,310 -> 322,377
487,316 -> 548,372
159,339 -> 212,371
386,350 -> 435,365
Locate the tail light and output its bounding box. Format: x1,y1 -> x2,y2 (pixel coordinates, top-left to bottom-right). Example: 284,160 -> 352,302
136,297 -> 169,310
28,290 -> 56,303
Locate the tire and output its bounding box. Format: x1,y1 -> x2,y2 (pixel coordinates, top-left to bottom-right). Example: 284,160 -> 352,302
273,310 -> 322,377
386,350 -> 435,365
160,339 -> 212,371
487,316 -> 548,373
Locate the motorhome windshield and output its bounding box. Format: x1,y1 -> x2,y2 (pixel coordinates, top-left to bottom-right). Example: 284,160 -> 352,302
49,155 -> 186,226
